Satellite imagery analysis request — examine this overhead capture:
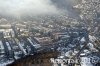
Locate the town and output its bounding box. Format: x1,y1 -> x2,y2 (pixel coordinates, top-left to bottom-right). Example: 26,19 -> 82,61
0,0 -> 100,66
0,16 -> 99,66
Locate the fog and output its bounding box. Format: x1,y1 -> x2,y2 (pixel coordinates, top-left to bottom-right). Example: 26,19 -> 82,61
0,0 -> 62,16
0,0 -> 79,20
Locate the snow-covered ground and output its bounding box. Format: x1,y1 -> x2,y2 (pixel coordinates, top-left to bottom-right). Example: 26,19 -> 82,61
52,34 -> 100,66
27,38 -> 41,49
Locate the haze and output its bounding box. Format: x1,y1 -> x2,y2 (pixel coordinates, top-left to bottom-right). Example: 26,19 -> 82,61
0,0 -> 79,20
